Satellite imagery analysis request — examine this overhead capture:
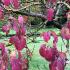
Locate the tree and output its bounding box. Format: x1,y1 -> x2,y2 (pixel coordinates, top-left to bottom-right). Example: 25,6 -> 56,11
0,0 -> 70,70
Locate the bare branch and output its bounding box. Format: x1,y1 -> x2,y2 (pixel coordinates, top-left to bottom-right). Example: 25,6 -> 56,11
57,1 -> 70,9
4,2 -> 40,11
12,11 -> 46,19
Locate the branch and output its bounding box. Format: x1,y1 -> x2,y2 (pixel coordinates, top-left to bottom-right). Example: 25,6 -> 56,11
0,1 -> 45,19
12,11 -> 46,19
57,1 -> 70,9
0,1 -> 64,28
4,2 -> 40,11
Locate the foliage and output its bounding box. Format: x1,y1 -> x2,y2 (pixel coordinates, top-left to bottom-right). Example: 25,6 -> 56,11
0,0 -> 70,70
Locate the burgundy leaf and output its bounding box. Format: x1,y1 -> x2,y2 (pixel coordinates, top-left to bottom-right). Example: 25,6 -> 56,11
39,44 -> 58,61
10,55 -> 23,70
2,0 -> 11,6
9,35 -> 26,51
61,27 -> 70,40
39,44 -> 47,57
41,32 -> 51,42
11,0 -> 20,9
46,8 -> 54,21
0,7 -> 4,20
0,43 -> 8,70
0,43 -> 5,55
18,15 -> 24,24
2,24 -> 11,35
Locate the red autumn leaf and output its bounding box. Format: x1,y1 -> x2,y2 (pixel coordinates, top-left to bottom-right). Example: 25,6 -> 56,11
49,51 -> 67,70
49,60 -> 63,70
12,20 -> 19,33
0,7 -> 4,20
46,8 -> 54,21
61,27 -> 70,40
11,0 -> 20,9
9,35 -> 26,51
41,32 -> 51,42
39,44 -> 47,57
0,43 -> 5,55
45,47 -> 58,61
18,15 -> 24,24
2,24 -> 11,35
39,44 -> 58,61
2,0 -> 11,6
0,43 -> 8,70
10,56 -> 23,70
10,51 -> 28,70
